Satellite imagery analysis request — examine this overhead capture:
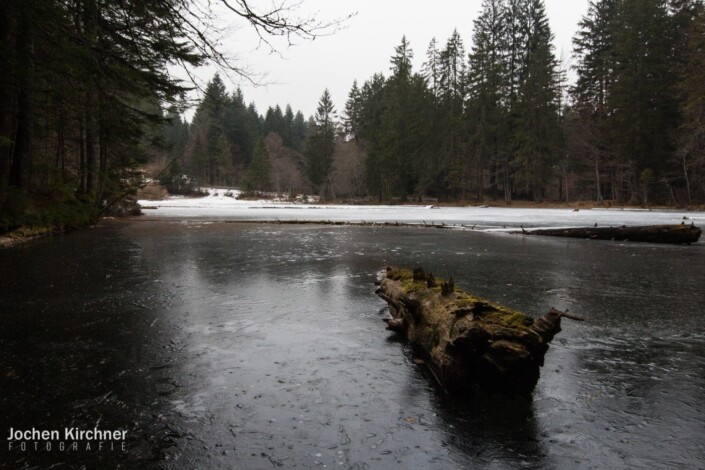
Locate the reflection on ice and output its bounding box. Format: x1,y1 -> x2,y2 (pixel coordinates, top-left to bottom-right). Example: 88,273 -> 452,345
2,207 -> 704,468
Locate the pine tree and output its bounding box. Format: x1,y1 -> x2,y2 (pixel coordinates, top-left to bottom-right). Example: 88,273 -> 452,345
283,105 -> 295,146
573,0 -> 616,112
292,111 -> 308,150
305,89 -> 337,197
675,3 -> 705,203
163,112 -> 190,163
572,0 -> 617,201
190,74 -> 233,186
244,137 -> 272,192
437,30 -> 468,199
0,0 -> 342,230
608,0 -> 677,203
512,0 -> 562,201
264,105 -> 286,136
223,88 -> 258,170
495,0 -> 533,202
357,73 -> 387,199
378,36 -> 424,200
343,80 -> 362,140
358,74 -> 387,142
468,0 -> 509,200
421,38 -> 441,97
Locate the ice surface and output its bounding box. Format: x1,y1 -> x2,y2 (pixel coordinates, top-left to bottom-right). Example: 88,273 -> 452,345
139,188 -> 705,230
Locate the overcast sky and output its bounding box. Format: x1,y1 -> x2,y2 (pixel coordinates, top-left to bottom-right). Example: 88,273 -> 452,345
186,0 -> 590,119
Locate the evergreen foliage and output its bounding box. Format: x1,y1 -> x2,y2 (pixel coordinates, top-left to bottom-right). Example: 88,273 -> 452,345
571,0 -> 703,204
161,74 -> 310,193
344,0 -> 563,202
0,0 -> 327,233
676,2 -> 705,203
335,0 -> 704,204
243,137 -> 272,192
2,0 -> 704,228
305,89 -> 337,197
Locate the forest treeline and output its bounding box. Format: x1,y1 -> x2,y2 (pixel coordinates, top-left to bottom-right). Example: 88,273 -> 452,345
358,0 -> 705,205
0,0 -> 331,234
2,0 -> 705,234
161,77 -> 345,198
169,0 -> 705,205
352,0 -> 705,205
159,74 -> 316,196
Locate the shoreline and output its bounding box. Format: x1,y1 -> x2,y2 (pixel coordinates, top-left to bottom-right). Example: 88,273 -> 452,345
4,202 -> 703,248
138,185 -> 705,212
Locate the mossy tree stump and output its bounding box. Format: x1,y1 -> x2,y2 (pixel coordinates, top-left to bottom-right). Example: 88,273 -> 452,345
376,267 -> 583,397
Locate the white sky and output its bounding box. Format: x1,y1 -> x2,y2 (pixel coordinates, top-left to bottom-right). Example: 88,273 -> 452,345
186,0 -> 590,119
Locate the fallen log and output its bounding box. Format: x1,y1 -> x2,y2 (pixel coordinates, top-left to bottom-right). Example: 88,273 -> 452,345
376,267 -> 583,397
518,223 -> 701,244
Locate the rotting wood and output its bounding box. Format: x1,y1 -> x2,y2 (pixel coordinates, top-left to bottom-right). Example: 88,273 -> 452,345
518,224 -> 701,244
375,267 -> 584,397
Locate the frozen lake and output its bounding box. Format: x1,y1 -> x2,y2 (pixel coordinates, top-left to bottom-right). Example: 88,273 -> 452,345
2,195 -> 704,468
139,189 -> 705,232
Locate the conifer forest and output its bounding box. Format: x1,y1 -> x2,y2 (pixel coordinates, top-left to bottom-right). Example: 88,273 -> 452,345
2,0 -> 705,234
3,3 -> 705,469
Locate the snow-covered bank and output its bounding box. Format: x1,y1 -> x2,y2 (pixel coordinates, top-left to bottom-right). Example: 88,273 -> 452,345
138,189 -> 705,232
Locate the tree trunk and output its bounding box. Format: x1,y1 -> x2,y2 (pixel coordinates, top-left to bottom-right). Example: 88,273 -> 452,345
82,0 -> 99,198
683,153 -> 691,205
79,118 -> 87,193
595,157 -> 603,202
85,111 -> 97,196
9,1 -> 34,191
0,0 -> 18,206
376,267 -> 583,397
55,107 -> 66,177
504,158 -> 512,203
98,116 -> 108,200
476,161 -> 483,202
520,224 -> 701,245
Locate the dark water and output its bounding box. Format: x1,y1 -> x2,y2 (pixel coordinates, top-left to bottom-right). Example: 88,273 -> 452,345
1,221 -> 704,469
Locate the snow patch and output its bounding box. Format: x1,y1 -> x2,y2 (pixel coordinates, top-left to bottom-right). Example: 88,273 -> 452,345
138,189 -> 705,232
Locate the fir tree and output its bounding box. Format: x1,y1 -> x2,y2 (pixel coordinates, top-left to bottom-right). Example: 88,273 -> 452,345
357,73 -> 387,199
608,0 -> 677,202
421,38 -> 441,97
468,0 -> 509,200
343,80 -> 362,140
0,0 -> 342,228
292,111 -> 308,150
379,37 -> 421,200
244,137 -> 272,192
675,3 -> 705,203
512,0 -> 562,201
190,74 -> 233,186
437,30 -> 468,199
305,89 -> 337,197
571,0 -> 617,201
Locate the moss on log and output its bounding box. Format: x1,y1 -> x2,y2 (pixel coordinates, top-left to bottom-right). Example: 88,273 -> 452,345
376,267 -> 583,397
519,224 -> 701,244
